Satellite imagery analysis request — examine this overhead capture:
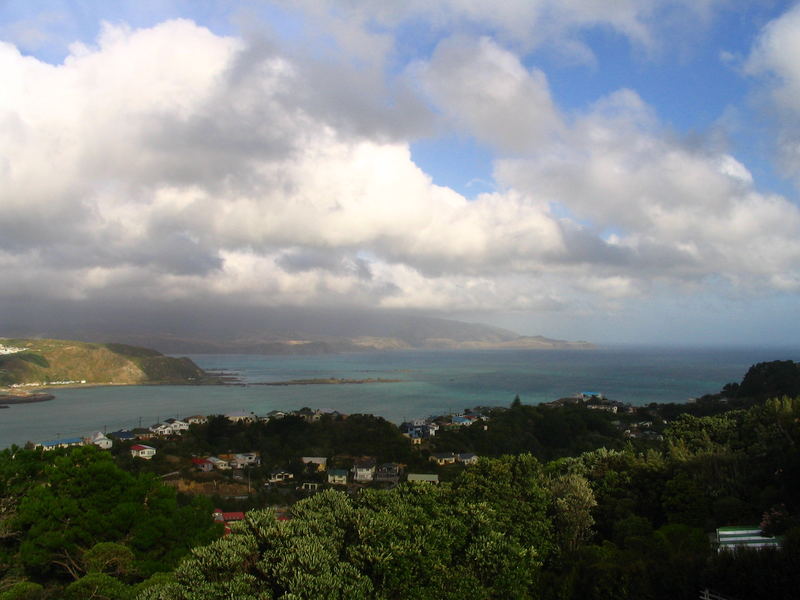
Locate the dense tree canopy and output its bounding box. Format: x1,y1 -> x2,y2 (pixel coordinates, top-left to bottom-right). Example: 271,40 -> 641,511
0,445 -> 219,597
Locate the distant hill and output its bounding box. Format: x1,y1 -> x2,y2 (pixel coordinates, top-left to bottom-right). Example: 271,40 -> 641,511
107,325 -> 594,356
0,303 -> 594,356
0,338 -> 213,388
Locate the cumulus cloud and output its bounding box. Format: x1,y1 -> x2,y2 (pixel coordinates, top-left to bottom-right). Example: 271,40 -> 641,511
746,3 -> 800,181
496,88 -> 800,290
416,35 -> 563,152
0,19 -> 572,312
2,9 -> 800,329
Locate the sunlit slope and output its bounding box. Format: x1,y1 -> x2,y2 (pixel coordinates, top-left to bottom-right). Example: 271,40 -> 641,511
0,338 -> 208,387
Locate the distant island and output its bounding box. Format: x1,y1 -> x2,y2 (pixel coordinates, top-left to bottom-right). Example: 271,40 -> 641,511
0,338 -> 218,391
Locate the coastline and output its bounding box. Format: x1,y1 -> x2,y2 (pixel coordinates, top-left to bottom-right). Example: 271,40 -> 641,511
0,392 -> 55,405
0,376 -> 226,395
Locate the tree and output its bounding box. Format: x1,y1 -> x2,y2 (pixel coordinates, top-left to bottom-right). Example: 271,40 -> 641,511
82,543 -> 135,578
548,473 -> 597,554
11,446 -> 218,581
0,581 -> 43,600
63,573 -> 132,600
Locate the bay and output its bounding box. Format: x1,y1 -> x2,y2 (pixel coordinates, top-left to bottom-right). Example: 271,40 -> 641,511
2,346 -> 799,449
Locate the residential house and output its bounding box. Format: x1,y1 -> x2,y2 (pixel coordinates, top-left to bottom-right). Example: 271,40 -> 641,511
150,423 -> 174,436
213,509 -> 245,523
268,469 -> 293,483
218,453 -> 243,469
429,452 -> 456,466
213,509 -> 246,535
299,482 -> 320,492
294,407 -> 317,422
400,421 -> 437,442
327,469 -> 349,485
186,415 -> 208,425
399,421 -> 416,435
407,473 -> 439,484
716,527 -> 780,551
36,437 -> 84,451
263,410 -> 286,421
191,458 -> 214,472
301,456 -> 328,472
164,418 -> 189,432
132,428 -> 155,440
352,457 -> 377,482
457,453 -> 478,465
235,452 -> 261,467
88,431 -> 112,450
108,430 -> 136,441
207,456 -> 231,470
451,415 -> 472,426
225,411 -> 256,424
130,444 -> 156,459
587,404 -> 618,413
375,462 -> 402,483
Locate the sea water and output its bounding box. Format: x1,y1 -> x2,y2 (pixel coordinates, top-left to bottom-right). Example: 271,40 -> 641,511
2,346 -> 798,448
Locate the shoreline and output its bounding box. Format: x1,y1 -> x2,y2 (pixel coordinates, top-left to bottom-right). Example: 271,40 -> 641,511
0,379 -> 223,394
0,392 -> 55,405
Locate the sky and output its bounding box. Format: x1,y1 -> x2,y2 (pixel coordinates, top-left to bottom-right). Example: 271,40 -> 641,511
3,0 -> 800,346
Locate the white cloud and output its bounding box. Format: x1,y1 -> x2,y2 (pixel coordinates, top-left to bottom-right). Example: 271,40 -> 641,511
416,35 -> 563,152
0,19 -> 571,312
746,4 -> 800,181
2,11 -> 800,328
291,0 -> 726,61
495,87 -> 800,291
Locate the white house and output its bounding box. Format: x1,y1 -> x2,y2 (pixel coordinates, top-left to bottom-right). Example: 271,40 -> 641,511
268,469 -> 293,483
225,411 -> 256,424
164,418 -> 189,432
186,415 -> 208,425
207,456 -> 231,470
327,469 -> 349,485
150,423 -> 174,436
352,458 -> 376,482
88,431 -> 112,450
235,452 -> 261,466
130,444 -> 156,459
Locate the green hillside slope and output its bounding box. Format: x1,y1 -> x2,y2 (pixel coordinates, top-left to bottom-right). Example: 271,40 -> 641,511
0,338 -> 212,387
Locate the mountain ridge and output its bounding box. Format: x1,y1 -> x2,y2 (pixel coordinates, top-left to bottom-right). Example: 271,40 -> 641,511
1,306 -> 593,356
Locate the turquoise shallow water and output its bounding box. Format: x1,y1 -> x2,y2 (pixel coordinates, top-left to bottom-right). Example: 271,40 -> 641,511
2,346 -> 799,448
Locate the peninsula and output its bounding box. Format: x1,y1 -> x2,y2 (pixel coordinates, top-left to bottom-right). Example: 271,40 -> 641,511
0,338 -> 218,391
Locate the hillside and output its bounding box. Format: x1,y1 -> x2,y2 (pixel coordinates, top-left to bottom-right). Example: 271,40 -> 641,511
0,338 -> 213,388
